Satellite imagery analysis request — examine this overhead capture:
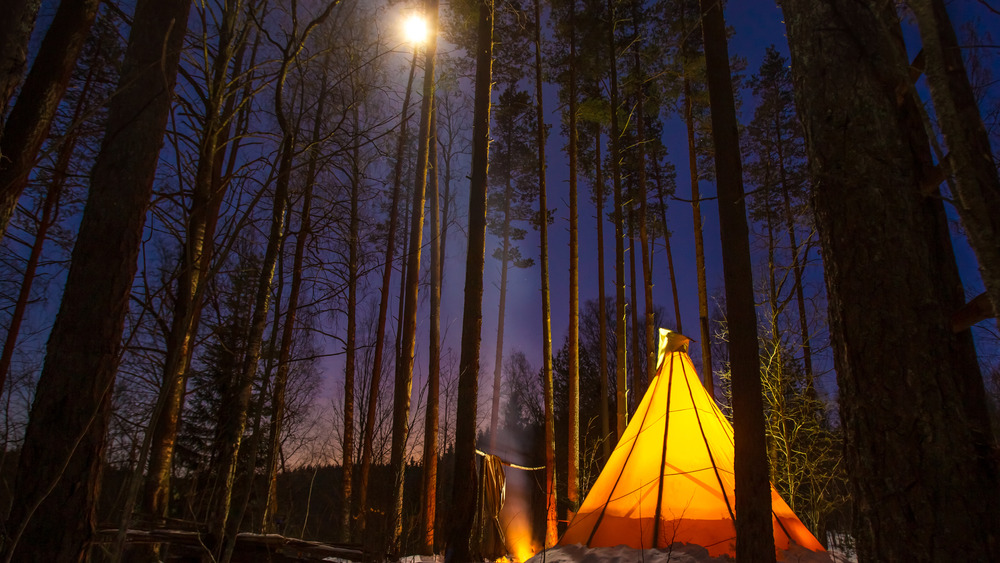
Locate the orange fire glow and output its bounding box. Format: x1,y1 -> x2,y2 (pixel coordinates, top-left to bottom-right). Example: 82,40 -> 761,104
496,433 -> 541,562
508,539 -> 537,562
504,516 -> 538,562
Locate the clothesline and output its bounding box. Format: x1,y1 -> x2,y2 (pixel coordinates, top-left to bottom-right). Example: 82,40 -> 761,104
475,449 -> 545,471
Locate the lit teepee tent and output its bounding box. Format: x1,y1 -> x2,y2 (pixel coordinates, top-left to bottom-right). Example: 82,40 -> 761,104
560,329 -> 825,558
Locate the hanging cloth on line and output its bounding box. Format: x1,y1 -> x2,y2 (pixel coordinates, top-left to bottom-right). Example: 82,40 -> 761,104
471,453 -> 506,560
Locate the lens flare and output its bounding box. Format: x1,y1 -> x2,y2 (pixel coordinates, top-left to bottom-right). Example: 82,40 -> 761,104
402,14 -> 428,45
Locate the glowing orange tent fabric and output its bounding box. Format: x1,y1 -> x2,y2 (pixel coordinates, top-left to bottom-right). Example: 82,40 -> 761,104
559,329 -> 825,558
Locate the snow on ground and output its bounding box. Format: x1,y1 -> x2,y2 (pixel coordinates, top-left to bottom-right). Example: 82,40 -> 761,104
522,543 -> 855,563
354,542 -> 857,563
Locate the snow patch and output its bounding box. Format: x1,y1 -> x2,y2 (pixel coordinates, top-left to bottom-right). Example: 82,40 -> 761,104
524,543 -> 851,563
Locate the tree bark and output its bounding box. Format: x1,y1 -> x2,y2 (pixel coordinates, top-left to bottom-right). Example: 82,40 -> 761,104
681,0 -> 712,393
628,209 -> 642,409
0,0 -> 100,235
395,178 -> 411,364
227,193 -> 291,561
607,0 -> 629,443
212,132 -> 289,560
447,0 -> 492,559
143,2 -> 248,536
357,48 -> 418,539
1,0 -> 192,559
0,157 -> 58,392
389,0 -> 437,547
0,0 -> 70,391
631,0 -> 656,393
420,95 -> 441,555
594,131 -> 611,460
0,45 -> 97,391
489,164 -> 513,451
208,11 -> 339,554
775,111 -> 815,395
699,1 -> 774,561
262,74 -> 325,540
685,75 -> 712,393
211,10 -> 336,547
0,0 -> 40,125
533,0 -> 558,546
653,157 -> 682,333
780,1 -> 1000,560
909,0 -> 1000,331
566,0 -> 581,511
340,94 -> 361,545
438,94 -> 455,286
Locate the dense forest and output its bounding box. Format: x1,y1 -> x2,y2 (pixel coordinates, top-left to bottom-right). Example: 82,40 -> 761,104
0,0 -> 998,561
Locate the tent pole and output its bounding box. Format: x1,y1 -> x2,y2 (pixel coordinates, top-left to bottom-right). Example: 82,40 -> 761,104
682,358 -> 737,523
651,353 -> 676,547
584,364 -> 665,546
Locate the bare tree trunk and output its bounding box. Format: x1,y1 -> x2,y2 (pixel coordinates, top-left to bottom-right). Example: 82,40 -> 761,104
447,0 -> 492,559
681,0 -> 711,392
766,202 -> 779,338
1,0 -> 192,559
775,116 -> 815,395
909,0 -> 1000,331
208,12 -> 339,554
533,0 -> 557,546
0,44 -> 97,391
653,158 -> 682,332
781,1 -> 1000,559
566,0 -> 581,512
261,74 -> 325,540
631,2 -> 655,392
212,137 -> 289,559
607,0 -> 628,443
143,4 -> 249,538
357,49 -> 418,539
438,97 -> 455,283
699,1 -> 774,560
389,0 -> 437,547
684,75 -> 712,392
0,0 -> 40,124
395,180 -> 411,362
628,210 -> 642,410
489,176 -> 513,451
638,157 -> 655,387
340,98 -> 361,544
763,203 -> 795,510
420,96 -> 441,555
594,131 -> 611,460
105,15 -> 220,549
0,0 -> 100,235
228,211 -> 290,556
0,160 -> 57,391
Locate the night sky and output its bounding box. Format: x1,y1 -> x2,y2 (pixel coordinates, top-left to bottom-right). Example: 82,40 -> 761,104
8,0 -> 997,458
350,0 -> 999,457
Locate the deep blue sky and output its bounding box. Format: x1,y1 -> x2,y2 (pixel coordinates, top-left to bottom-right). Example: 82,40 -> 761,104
9,0 -> 997,456
389,0 -> 999,442
440,0 -> 796,399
